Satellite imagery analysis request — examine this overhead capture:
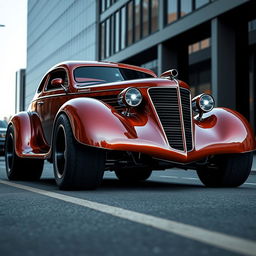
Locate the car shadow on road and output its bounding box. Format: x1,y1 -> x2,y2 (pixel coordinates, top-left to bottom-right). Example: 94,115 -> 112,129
35,177 -> 204,192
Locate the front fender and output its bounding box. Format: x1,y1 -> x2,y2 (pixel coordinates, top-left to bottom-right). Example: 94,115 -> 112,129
10,112 -> 49,158
194,108 -> 256,154
57,97 -> 167,149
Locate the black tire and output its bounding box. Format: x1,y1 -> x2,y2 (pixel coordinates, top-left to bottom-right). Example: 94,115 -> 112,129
5,125 -> 44,181
53,114 -> 105,190
115,168 -> 152,183
196,152 -> 253,187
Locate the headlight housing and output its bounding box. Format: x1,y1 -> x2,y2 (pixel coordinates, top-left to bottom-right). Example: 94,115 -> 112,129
118,88 -> 142,107
192,94 -> 215,113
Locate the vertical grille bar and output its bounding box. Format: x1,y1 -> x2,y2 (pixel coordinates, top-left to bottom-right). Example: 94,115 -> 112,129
149,87 -> 193,151
149,88 -> 184,151
180,89 -> 193,151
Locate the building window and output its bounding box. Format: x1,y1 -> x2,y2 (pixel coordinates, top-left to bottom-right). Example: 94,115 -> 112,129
135,0 -> 141,41
100,0 -> 120,13
127,1 -> 134,45
121,6 -> 126,50
100,22 -> 105,59
195,0 -> 209,9
114,11 -> 120,53
180,0 -> 192,17
142,0 -> 149,37
166,0 -> 178,24
105,18 -> 110,58
100,0 -> 159,59
188,38 -> 210,54
151,0 -> 159,32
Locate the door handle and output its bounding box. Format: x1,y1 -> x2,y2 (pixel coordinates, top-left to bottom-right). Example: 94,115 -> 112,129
37,101 -> 44,105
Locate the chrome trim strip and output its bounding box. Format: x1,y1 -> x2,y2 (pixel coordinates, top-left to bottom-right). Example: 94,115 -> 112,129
178,84 -> 194,152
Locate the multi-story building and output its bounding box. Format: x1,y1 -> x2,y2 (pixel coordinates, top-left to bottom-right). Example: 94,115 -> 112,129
26,0 -> 256,132
15,69 -> 26,113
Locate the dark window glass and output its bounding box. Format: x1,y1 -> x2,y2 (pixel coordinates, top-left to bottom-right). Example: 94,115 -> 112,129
127,1 -> 133,45
142,0 -> 149,37
135,0 -> 141,41
106,0 -> 111,9
114,11 -> 120,53
37,75 -> 48,93
0,120 -> 7,128
101,0 -> 105,13
121,6 -> 126,50
166,0 -> 177,24
151,0 -> 158,32
105,19 -> 110,57
100,22 -> 105,59
74,67 -> 154,85
195,0 -> 209,9
180,0 -> 192,17
46,70 -> 68,91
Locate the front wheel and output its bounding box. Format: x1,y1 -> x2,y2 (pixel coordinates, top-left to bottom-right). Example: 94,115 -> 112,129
5,125 -> 44,180
196,152 -> 253,187
53,114 -> 106,190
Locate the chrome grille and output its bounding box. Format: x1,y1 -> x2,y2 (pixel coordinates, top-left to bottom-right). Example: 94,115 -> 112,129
149,87 -> 193,151
149,88 -> 184,151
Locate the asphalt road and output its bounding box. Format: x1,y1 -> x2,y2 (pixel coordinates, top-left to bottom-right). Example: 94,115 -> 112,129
0,156 -> 256,256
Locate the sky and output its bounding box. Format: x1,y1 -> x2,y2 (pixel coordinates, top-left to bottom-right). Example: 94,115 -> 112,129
0,0 -> 27,120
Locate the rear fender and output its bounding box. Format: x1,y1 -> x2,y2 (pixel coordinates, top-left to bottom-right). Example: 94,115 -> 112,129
10,112 -> 49,158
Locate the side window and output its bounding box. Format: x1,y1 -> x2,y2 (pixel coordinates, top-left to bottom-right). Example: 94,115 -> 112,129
45,69 -> 68,91
37,75 -> 48,93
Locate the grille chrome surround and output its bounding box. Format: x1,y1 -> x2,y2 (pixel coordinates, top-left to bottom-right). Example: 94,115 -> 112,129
149,87 -> 193,152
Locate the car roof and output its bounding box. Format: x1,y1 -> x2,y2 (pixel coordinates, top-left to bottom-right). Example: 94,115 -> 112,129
49,61 -> 157,77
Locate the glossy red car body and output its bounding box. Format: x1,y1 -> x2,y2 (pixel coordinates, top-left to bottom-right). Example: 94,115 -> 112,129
10,61 -> 255,163
6,61 -> 256,189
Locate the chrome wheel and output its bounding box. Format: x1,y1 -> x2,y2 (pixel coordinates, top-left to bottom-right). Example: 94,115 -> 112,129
55,125 -> 66,178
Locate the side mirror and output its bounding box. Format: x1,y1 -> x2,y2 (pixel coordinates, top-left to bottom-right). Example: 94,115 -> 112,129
50,78 -> 68,93
51,78 -> 63,87
160,69 -> 178,80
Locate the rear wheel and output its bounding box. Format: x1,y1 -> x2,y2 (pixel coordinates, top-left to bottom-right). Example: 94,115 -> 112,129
115,168 -> 152,183
196,152 -> 253,187
5,125 -> 44,181
53,114 -> 106,190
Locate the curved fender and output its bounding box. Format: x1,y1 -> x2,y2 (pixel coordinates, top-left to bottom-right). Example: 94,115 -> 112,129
57,98 -> 167,149
194,108 -> 256,154
10,112 -> 49,158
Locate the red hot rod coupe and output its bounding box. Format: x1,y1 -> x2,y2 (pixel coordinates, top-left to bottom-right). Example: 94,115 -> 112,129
5,61 -> 256,189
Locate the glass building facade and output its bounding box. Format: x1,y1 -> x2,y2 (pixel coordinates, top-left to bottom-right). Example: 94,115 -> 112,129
26,0 -> 97,107
26,0 -> 256,133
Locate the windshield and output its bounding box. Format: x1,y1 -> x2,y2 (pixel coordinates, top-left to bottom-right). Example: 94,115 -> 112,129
0,120 -> 7,128
74,66 -> 154,86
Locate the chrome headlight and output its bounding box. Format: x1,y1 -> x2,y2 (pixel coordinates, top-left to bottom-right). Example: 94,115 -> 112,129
118,88 -> 142,107
192,94 -> 215,113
